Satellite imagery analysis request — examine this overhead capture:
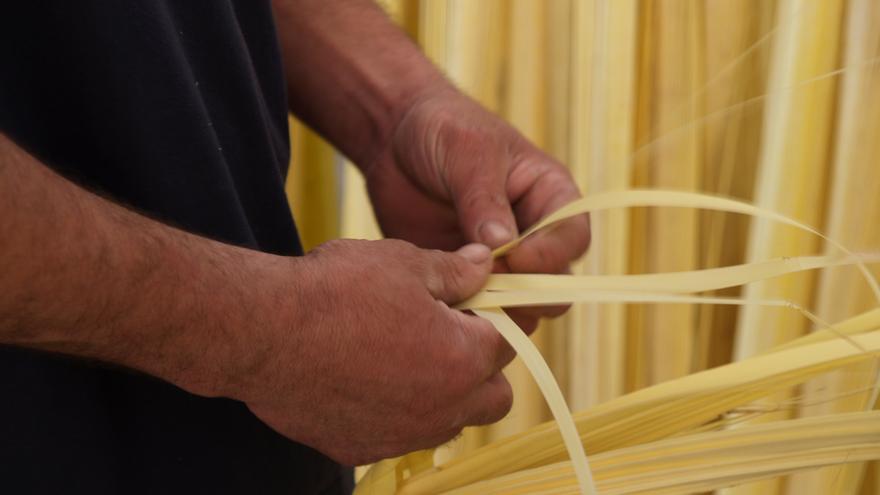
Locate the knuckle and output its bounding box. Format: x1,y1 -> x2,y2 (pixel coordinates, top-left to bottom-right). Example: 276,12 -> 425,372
511,240 -> 570,274
439,345 -> 481,398
475,318 -> 505,364
476,379 -> 513,426
383,237 -> 414,252
462,187 -> 508,213
491,383 -> 514,421
407,408 -> 457,445
381,239 -> 419,266
437,254 -> 467,293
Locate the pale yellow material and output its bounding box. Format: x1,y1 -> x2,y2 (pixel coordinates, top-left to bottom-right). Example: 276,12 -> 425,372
285,119 -> 339,251
541,0 -> 576,423
729,8 -> 844,489
772,308 -> 880,353
339,163 -> 381,241
364,324 -> 880,495
633,0 -> 703,387
733,0 -> 843,363
492,190 -> 880,303
569,0 -> 637,410
695,0 -> 771,375
357,187 -> 880,495
789,0 -> 880,491
479,255 -> 879,296
445,411 -> 880,495
474,308 -> 595,495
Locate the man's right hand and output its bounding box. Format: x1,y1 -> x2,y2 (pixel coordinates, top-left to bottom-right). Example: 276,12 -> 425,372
0,134 -> 512,468
239,239 -> 514,466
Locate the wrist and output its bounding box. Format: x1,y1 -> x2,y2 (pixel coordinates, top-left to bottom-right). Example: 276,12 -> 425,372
189,250 -> 309,403
353,66 -> 453,172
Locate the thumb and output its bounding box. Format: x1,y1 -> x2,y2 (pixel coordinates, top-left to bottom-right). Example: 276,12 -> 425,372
449,151 -> 518,249
420,243 -> 492,304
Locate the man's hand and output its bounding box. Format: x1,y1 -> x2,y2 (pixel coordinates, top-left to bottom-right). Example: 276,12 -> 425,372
273,2 -> 590,333
364,88 -> 591,332
242,239 -> 514,466
0,135 -> 512,467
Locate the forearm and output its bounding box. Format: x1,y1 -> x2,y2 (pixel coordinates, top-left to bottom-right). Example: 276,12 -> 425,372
0,134 -> 293,399
271,0 -> 450,168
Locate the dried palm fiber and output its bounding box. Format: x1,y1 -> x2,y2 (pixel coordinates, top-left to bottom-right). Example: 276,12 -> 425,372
727,8 -> 844,492
731,0 -> 843,342
355,313 -> 880,495
562,0 -> 595,416
442,411 -> 880,495
722,1 -> 870,493
354,188 -> 880,495
565,0 -> 638,412
626,0 -> 704,391
285,119 -> 339,251
695,0 -> 771,373
787,0 -> 880,492
543,0 -> 575,417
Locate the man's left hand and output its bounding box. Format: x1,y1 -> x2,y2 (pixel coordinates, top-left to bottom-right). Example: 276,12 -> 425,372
363,87 -> 591,333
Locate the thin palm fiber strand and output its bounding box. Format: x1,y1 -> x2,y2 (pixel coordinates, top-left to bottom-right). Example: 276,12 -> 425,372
492,190 -> 880,302
475,254 -> 878,295
474,308 -> 596,495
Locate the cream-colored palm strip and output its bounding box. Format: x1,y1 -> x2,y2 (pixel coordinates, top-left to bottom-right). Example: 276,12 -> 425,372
486,189 -> 880,408
465,291 -> 860,352
491,189 -> 880,302
462,255 -> 877,352
474,308 -> 596,495
462,254 -> 879,307
485,189 -> 880,410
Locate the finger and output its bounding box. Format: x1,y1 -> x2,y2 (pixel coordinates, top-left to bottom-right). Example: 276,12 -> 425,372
416,243 -> 493,304
455,372 -> 514,427
446,140 -> 518,249
363,158 -> 466,250
506,159 -> 591,274
468,313 -> 516,372
506,217 -> 591,275
505,310 -> 540,334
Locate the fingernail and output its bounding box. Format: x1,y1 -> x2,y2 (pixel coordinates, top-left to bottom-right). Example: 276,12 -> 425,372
479,221 -> 514,247
456,243 -> 491,264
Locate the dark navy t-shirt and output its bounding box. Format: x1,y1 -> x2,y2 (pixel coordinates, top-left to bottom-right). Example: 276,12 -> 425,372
0,1 -> 351,493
